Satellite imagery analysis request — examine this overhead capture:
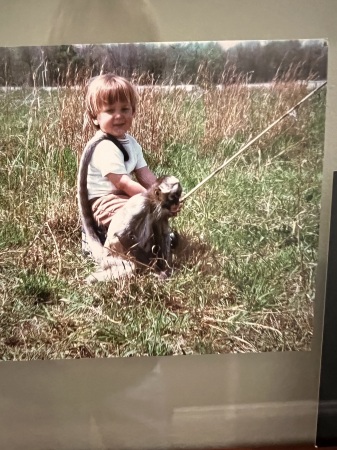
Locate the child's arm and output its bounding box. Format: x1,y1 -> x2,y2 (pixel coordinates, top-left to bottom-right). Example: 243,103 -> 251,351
134,166 -> 157,189
106,173 -> 147,196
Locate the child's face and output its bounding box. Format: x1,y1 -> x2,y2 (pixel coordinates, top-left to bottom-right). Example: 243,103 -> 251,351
94,101 -> 134,138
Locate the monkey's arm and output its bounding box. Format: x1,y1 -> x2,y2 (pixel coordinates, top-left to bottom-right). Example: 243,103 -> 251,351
106,173 -> 147,197
134,166 -> 157,189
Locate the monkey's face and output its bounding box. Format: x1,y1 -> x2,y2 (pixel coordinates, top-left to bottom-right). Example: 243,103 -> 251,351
155,176 -> 182,217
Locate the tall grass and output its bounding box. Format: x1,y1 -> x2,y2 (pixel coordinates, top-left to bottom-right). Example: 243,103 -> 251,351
0,66 -> 325,359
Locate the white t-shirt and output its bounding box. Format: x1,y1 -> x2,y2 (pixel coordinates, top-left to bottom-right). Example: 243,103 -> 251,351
86,130 -> 148,200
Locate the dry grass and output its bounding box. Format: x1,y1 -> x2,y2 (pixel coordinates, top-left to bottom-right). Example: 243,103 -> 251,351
0,66 -> 325,359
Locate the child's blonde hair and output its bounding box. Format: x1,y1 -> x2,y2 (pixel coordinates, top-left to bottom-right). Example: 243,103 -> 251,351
85,74 -> 139,129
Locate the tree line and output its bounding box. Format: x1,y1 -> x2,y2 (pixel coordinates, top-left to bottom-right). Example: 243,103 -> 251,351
0,40 -> 327,87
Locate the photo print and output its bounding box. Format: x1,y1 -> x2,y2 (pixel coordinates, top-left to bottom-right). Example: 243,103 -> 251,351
0,39 -> 327,360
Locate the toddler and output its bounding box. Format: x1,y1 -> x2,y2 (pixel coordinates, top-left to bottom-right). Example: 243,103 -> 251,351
80,73 -> 157,252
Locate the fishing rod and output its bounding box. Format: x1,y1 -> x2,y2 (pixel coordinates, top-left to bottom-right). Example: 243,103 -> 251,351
181,81 -> 327,203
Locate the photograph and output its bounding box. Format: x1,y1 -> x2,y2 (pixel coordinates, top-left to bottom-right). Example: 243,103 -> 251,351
0,38 -> 328,360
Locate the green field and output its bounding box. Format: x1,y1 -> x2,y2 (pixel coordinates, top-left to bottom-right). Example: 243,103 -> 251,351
0,77 -> 325,359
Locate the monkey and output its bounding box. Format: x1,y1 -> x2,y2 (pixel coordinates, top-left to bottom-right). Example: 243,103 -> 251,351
78,167 -> 182,283
99,175 -> 181,280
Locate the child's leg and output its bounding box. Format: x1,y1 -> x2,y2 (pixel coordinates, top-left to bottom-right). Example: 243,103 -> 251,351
91,190 -> 130,229
82,191 -> 130,257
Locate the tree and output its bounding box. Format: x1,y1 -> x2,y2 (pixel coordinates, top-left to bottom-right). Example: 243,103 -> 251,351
0,47 -> 14,85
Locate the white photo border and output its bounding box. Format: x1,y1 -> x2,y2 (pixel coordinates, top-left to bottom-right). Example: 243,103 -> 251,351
0,0 -> 336,448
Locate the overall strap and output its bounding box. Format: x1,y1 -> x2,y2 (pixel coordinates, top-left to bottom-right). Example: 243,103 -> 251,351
103,133 -> 129,162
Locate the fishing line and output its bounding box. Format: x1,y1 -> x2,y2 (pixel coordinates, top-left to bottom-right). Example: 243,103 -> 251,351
181,81 -> 327,203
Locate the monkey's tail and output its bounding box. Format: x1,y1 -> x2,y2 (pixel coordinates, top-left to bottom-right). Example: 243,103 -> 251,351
77,139 -> 105,263
87,257 -> 135,283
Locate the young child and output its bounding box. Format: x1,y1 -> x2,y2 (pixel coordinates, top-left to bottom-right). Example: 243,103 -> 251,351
81,74 -> 157,251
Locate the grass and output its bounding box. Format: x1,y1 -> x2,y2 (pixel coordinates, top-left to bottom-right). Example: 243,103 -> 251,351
0,69 -> 325,359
